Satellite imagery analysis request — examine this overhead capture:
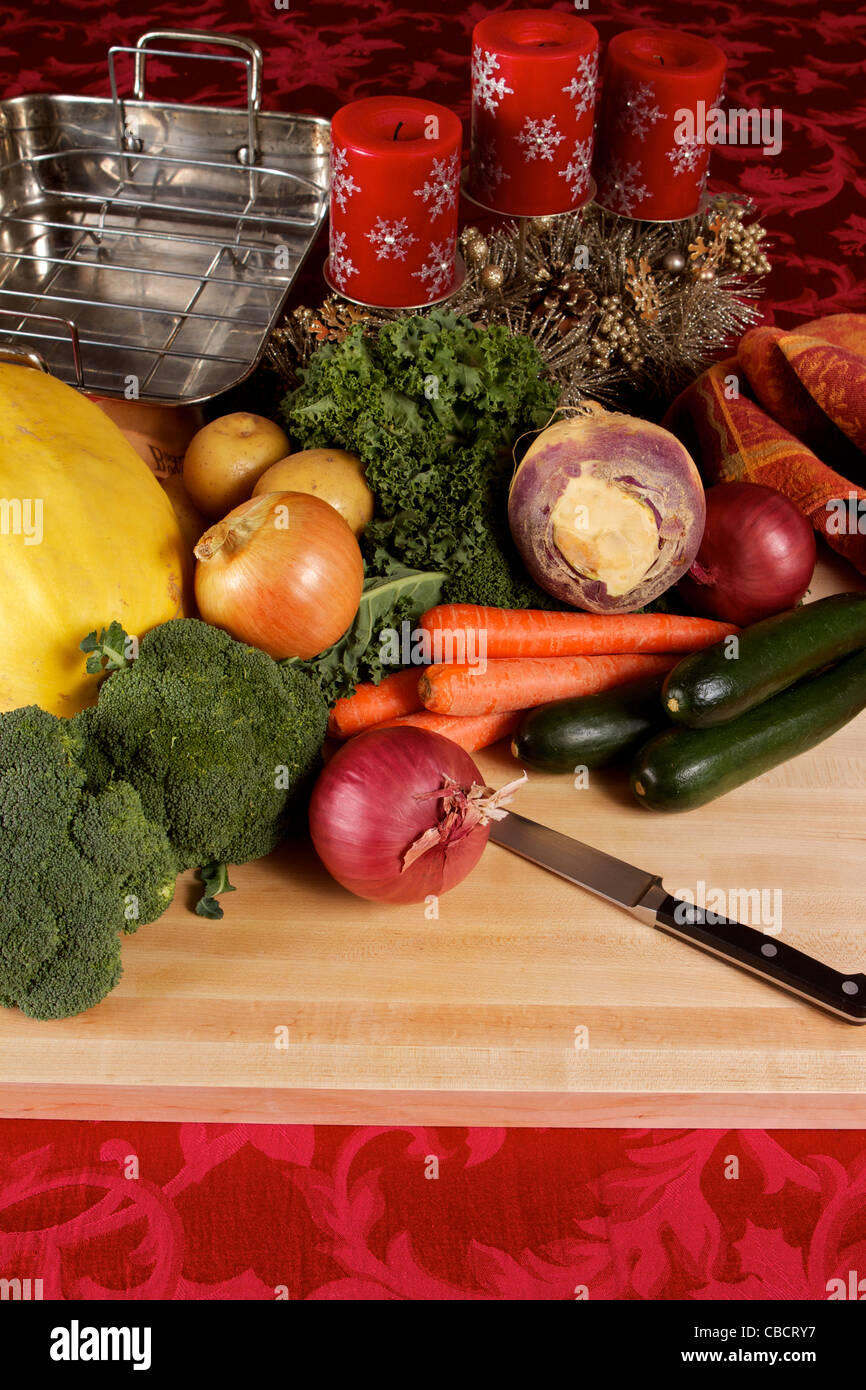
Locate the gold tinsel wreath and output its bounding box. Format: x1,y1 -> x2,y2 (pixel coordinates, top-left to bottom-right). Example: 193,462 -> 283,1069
267,195 -> 770,408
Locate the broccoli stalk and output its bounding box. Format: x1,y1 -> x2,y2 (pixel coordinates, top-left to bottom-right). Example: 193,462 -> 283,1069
195,861 -> 237,920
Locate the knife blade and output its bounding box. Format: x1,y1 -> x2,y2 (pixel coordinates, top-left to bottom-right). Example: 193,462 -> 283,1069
488,811 -> 866,1024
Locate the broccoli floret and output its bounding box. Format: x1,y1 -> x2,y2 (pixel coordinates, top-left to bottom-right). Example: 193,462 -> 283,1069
0,705 -> 176,1020
71,779 -> 177,930
79,619 -> 329,872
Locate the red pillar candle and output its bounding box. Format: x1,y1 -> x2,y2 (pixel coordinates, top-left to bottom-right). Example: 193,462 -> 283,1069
327,97 -> 463,308
594,29 -> 726,221
467,9 -> 599,216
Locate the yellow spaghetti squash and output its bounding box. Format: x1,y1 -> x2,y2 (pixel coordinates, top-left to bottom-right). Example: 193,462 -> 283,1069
0,365 -> 188,716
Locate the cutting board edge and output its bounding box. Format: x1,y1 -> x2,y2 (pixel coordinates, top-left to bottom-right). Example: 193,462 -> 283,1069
2,1084 -> 865,1128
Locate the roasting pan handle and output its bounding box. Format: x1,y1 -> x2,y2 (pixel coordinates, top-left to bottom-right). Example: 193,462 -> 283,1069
131,30 -> 263,110
108,30 -> 263,165
0,310 -> 83,385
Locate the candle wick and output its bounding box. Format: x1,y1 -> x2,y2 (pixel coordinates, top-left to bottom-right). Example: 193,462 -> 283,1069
393,120 -> 404,140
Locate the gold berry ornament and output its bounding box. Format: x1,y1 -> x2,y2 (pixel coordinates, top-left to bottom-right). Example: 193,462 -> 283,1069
481,263 -> 505,291
465,236 -> 490,269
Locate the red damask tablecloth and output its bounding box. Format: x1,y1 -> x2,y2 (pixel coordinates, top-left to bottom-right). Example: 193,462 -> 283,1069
0,0 -> 864,1301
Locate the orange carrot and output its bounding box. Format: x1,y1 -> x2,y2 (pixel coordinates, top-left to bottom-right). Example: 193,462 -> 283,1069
419,653 -> 680,717
419,604 -> 737,659
370,708 -> 524,752
328,668 -> 423,739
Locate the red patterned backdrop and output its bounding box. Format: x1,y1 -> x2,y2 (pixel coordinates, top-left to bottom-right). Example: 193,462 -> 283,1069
4,1123 -> 866,1300
0,0 -> 864,1301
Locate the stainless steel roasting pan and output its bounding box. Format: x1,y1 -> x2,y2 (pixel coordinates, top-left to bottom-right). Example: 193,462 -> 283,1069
0,29 -> 330,403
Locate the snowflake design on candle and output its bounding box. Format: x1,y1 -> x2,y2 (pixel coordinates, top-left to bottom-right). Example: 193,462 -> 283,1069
412,239 -> 456,300
330,145 -> 362,214
666,131 -> 705,176
561,50 -> 598,117
557,137 -> 593,198
471,46 -> 514,114
618,82 -> 666,140
413,153 -> 460,220
329,230 -> 358,289
516,115 -> 565,163
365,217 -> 418,261
471,135 -> 510,196
597,156 -> 648,215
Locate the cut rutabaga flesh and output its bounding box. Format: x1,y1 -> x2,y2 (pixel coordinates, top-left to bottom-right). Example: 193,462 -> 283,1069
550,473 -> 660,598
508,410 -> 706,613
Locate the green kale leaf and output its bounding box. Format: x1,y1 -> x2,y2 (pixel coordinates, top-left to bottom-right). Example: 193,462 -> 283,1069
284,566 -> 445,704
282,310 -> 559,611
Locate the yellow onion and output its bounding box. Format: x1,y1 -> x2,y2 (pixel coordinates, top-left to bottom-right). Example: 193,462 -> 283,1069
194,490 -> 364,660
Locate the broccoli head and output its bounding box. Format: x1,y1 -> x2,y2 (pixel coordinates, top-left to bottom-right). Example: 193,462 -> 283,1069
78,619 -> 329,872
0,705 -> 176,1020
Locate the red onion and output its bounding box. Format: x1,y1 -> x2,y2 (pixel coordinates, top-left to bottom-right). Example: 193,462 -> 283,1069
677,481 -> 816,627
309,726 -> 524,904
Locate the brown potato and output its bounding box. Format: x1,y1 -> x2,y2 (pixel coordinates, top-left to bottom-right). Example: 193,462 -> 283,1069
252,447 -> 374,536
183,413 -> 290,518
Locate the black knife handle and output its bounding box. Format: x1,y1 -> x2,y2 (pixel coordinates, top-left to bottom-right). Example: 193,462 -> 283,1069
654,893 -> 866,1024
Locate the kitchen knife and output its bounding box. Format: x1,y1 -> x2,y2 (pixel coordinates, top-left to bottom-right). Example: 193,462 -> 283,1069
488,810 -> 866,1024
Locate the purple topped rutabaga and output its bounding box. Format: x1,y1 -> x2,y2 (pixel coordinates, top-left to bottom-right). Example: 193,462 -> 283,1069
508,406 -> 706,614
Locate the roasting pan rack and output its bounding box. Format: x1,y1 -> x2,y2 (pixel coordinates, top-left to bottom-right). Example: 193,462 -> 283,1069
0,29 -> 330,403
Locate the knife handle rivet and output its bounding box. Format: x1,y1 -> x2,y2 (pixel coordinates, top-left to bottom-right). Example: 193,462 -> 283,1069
842,980 -> 860,996
760,942 -> 778,958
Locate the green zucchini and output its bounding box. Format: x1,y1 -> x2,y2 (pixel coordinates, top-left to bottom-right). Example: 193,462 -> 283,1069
663,592 -> 866,728
512,675 -> 668,772
633,644 -> 866,812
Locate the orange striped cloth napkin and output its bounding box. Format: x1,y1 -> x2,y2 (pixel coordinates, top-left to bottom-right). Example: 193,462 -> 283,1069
663,314 -> 866,573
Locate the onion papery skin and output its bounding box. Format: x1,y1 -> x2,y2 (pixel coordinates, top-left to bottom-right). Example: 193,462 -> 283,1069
677,481 -> 817,627
194,490 -> 364,660
309,727 -> 492,904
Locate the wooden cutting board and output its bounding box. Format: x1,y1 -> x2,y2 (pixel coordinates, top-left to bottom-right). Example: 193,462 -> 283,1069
1,551 -> 865,1127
